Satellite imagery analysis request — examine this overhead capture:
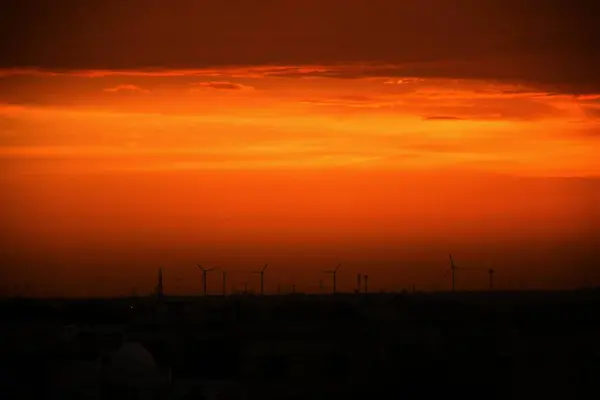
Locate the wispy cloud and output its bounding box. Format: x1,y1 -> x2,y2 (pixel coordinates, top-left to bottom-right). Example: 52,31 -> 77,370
0,65 -> 599,96
103,84 -> 149,93
423,116 -> 464,121
191,81 -> 255,91
383,78 -> 424,85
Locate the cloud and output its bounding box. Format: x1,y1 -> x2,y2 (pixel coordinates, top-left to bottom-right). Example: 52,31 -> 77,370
103,84 -> 149,93
191,81 -> 254,91
1,0 -> 599,93
1,64 -> 598,96
0,104 -> 26,115
423,116 -> 464,121
383,78 -> 424,85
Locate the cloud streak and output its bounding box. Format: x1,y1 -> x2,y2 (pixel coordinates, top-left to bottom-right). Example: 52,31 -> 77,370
423,116 -> 464,121
191,81 -> 254,91
103,84 -> 149,93
0,64 -> 598,96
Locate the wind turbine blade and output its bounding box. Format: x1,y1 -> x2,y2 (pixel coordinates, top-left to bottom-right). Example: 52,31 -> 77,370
335,263 -> 341,271
197,264 -> 205,272
263,263 -> 268,272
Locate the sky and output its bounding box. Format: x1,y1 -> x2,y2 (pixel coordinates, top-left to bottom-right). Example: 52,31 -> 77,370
1,0 -> 599,297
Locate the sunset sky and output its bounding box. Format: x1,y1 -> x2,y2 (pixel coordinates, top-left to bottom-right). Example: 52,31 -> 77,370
1,0 -> 599,297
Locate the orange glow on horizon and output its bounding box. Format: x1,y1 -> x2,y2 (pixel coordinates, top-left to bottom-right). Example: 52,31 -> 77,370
1,66 -> 599,296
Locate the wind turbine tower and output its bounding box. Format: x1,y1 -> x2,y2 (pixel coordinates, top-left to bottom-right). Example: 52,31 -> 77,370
322,263 -> 341,294
197,264 -> 217,295
449,254 -> 458,292
252,263 -> 269,295
488,268 -> 495,291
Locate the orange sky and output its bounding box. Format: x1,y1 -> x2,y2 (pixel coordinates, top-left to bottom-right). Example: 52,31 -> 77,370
1,1 -> 599,296
1,66 -> 599,296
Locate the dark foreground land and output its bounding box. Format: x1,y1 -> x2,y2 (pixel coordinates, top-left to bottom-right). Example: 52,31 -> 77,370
1,290 -> 600,399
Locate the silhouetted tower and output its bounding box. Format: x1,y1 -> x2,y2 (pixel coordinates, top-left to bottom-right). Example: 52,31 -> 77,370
449,254 -> 458,292
292,284 -> 296,294
252,263 -> 268,295
222,271 -> 227,295
156,267 -> 164,300
488,268 -> 495,290
356,274 -> 362,293
322,263 -> 341,294
364,275 -> 369,293
197,264 -> 217,295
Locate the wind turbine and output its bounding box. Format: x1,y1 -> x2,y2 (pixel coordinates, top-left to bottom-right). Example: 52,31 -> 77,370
446,254 -> 485,292
447,254 -> 458,292
251,263 -> 269,294
322,263 -> 341,294
197,264 -> 217,295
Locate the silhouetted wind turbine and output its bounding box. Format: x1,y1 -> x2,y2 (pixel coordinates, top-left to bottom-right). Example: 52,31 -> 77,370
322,263 -> 341,294
252,263 -> 269,294
446,254 -> 484,291
448,254 -> 458,292
488,268 -> 495,291
197,264 -> 217,295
